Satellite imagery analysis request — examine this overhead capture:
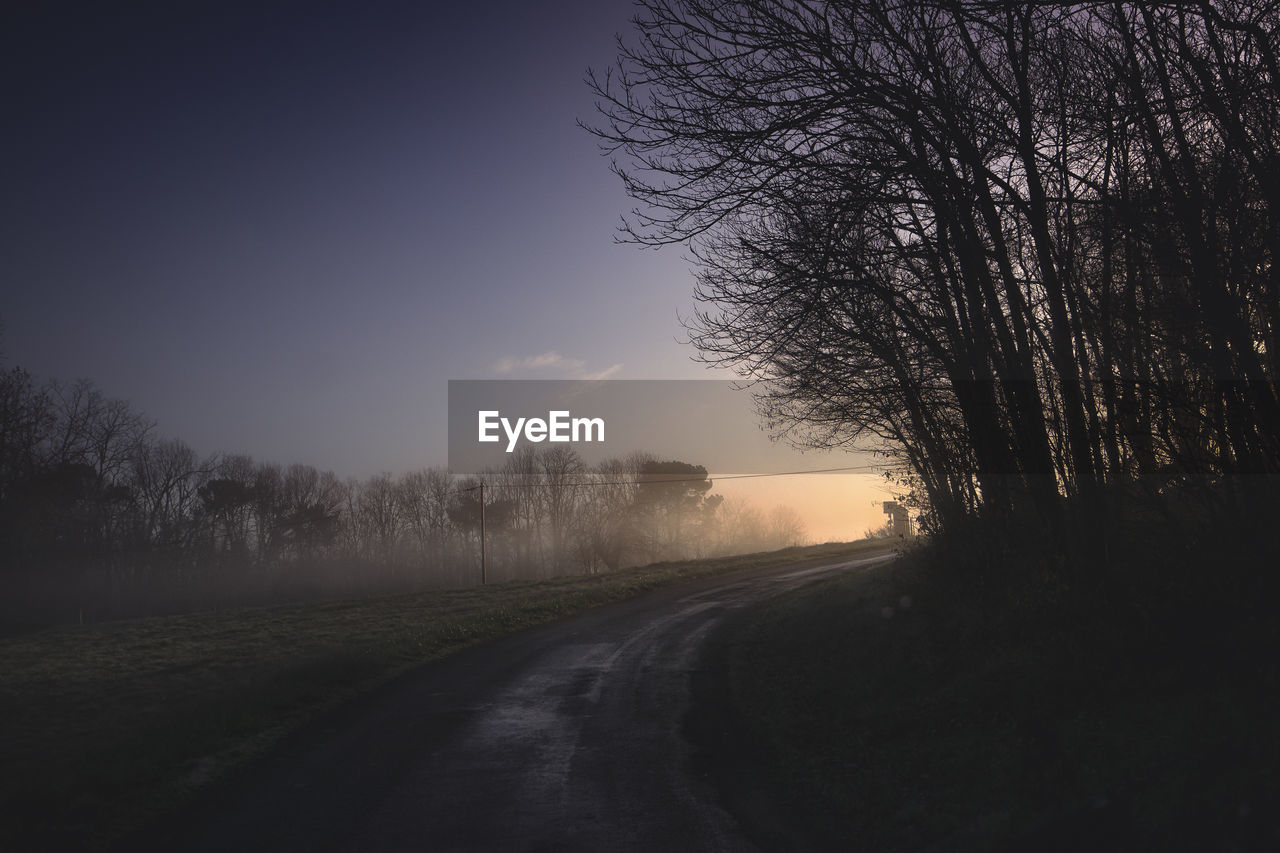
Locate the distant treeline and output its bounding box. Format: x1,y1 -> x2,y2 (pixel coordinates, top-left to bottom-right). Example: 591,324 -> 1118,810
0,366 -> 806,630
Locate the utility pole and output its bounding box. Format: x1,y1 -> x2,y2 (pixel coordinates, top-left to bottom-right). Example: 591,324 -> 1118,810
479,479 -> 487,585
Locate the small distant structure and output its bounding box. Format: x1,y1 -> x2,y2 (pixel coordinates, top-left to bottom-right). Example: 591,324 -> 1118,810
882,501 -> 913,538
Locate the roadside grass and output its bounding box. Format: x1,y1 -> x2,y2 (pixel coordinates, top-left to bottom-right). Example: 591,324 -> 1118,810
0,539 -> 885,852
725,548 -> 1280,851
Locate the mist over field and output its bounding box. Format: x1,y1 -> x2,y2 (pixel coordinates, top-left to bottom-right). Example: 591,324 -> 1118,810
0,365 -> 890,633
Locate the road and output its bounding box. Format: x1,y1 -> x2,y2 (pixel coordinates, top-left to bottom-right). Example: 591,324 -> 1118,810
143,551 -> 892,852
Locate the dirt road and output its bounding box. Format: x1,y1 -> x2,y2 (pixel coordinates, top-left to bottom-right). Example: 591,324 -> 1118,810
141,551 -> 892,852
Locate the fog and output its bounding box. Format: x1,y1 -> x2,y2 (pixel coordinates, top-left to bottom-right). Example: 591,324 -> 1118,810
714,474 -> 893,544
0,368 -> 892,633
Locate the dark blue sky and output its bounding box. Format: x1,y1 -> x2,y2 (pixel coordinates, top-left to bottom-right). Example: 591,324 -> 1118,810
3,0 -> 710,475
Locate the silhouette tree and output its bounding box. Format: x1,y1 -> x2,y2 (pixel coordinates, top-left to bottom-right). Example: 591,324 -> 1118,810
588,0 -> 1280,542
633,460 -> 716,560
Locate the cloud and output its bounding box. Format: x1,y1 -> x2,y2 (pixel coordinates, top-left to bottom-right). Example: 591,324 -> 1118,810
491,350 -> 623,380
580,363 -> 623,380
492,350 -> 580,374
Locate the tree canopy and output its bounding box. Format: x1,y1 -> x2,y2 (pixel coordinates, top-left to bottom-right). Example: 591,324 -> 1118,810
588,0 -> 1280,534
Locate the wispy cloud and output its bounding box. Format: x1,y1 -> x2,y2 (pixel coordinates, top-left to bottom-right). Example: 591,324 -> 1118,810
492,351 -> 576,374
580,363 -> 623,380
491,350 -> 622,380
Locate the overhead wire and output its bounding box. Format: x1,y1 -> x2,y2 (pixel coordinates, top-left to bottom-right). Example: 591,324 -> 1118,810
457,462 -> 899,490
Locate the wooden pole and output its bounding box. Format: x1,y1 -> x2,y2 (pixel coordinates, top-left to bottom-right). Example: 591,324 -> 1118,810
479,480 -> 487,585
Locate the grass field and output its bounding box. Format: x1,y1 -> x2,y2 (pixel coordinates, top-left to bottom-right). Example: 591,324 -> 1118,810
723,547 -> 1280,851
0,539 -> 887,851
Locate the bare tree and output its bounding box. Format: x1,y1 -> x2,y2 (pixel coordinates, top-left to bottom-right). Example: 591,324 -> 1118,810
356,472 -> 403,568
575,452 -> 651,572
765,505 -> 808,549
396,467 -> 455,575
129,438 -> 213,554
539,446 -> 586,574
588,0 -> 1280,546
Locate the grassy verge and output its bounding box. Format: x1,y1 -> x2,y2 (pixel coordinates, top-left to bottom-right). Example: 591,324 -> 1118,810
724,547 -> 1280,851
0,540 -> 884,851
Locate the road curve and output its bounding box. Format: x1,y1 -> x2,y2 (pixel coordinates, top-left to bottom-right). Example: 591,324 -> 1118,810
142,551 -> 892,853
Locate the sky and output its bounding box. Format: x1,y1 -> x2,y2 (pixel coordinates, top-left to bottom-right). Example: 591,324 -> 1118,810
2,1 -> 893,539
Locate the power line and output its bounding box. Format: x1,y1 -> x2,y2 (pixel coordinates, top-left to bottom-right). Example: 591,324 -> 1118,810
458,463 -> 898,491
